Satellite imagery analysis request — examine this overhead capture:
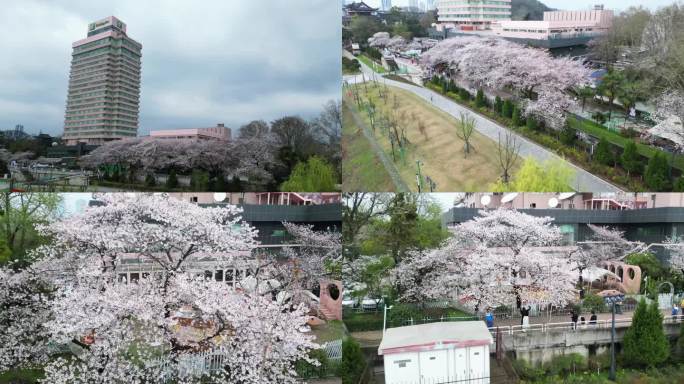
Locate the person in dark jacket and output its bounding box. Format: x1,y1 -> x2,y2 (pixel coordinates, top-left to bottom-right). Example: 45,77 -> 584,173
589,310 -> 598,325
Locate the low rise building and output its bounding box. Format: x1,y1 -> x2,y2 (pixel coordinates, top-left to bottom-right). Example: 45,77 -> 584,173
491,6 -> 613,48
149,124 -> 231,141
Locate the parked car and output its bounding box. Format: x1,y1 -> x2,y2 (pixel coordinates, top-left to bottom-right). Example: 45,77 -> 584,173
361,297 -> 384,311
342,295 -> 357,308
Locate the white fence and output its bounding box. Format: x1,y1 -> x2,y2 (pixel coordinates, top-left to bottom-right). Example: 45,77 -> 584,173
325,339 -> 343,361
487,315 -> 682,337
151,339 -> 344,380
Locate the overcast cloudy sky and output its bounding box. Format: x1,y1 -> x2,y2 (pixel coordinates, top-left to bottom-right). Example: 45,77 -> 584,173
366,0 -> 675,11
0,0 -> 341,136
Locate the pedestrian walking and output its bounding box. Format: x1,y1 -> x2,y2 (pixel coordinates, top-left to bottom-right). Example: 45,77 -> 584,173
589,310 -> 597,326
485,309 -> 494,328
571,311 -> 579,330
580,316 -> 586,328
520,306 -> 530,330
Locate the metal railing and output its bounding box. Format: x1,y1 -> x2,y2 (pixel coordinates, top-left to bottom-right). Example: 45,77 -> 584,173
487,315 -> 682,336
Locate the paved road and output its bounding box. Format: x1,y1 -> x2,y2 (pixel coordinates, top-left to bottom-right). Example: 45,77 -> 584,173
345,102 -> 410,192
343,52 -> 622,192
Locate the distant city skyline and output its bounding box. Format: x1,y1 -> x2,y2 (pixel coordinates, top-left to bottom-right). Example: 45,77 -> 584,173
0,0 -> 340,137
363,0 -> 676,11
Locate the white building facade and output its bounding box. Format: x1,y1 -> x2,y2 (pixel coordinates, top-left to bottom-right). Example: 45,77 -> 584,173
437,0 -> 512,31
492,7 -> 613,41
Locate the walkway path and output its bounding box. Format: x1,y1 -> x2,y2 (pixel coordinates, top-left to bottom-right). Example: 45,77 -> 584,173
344,102 -> 410,192
343,51 -> 623,192
349,308 -> 672,348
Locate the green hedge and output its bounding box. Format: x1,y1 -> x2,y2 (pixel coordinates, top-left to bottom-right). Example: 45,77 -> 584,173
344,312 -> 384,332
567,116 -> 684,172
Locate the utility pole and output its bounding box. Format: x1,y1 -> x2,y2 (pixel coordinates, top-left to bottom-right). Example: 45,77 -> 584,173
416,160 -> 423,192
609,301 -> 616,381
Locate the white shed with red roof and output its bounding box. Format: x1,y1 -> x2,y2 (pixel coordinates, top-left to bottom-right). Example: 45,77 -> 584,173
378,321 -> 493,384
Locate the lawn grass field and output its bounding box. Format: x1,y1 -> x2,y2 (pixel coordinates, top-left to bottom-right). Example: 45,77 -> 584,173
344,82 -> 513,191
356,55 -> 387,74
342,102 -> 396,191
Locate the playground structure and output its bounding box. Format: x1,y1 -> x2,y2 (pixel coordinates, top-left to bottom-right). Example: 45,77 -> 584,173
600,261 -> 642,294
8,164 -> 90,192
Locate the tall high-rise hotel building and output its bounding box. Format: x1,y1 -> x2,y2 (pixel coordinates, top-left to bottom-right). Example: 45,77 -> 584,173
63,17 -> 142,145
437,0 -> 512,31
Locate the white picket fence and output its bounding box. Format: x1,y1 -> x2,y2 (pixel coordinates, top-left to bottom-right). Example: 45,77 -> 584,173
325,339 -> 343,361
150,339 -> 343,380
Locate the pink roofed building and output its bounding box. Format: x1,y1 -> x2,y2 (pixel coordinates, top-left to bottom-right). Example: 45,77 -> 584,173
149,124 -> 231,141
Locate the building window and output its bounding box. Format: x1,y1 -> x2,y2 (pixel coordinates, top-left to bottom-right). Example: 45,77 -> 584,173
190,196 -> 198,203
530,203 -> 536,208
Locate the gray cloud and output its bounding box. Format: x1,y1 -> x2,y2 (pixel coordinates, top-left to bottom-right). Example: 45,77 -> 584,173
0,0 -> 341,136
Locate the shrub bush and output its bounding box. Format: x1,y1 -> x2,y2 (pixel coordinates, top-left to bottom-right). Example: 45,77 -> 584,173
388,304 -> 421,326
339,338 -> 366,384
343,313 -> 384,332
582,293 -> 606,313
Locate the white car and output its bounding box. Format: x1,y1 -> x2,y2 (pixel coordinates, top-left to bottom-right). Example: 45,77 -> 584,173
342,295 -> 357,308
361,297 -> 383,311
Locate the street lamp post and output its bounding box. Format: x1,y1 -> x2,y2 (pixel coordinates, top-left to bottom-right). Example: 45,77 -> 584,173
609,301 -> 616,381
383,305 -> 393,334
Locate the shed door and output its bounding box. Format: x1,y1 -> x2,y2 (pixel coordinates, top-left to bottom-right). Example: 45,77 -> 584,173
453,347 -> 469,383
468,346 -> 486,384
384,352 -> 420,384
419,350 -> 448,383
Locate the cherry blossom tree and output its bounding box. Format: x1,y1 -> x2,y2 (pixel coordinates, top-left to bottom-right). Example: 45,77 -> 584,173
280,222 -> 342,287
3,194 -> 322,384
421,36 -> 591,130
80,136 -> 279,188
652,90 -> 684,148
392,209 -> 576,312
0,266 -> 53,373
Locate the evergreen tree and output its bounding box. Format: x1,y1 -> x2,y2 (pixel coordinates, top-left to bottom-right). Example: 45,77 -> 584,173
458,88 -> 470,101
213,173 -> 227,192
475,88 -> 486,108
190,170 -> 210,191
502,99 -> 514,118
621,141 -> 642,176
594,138 -> 614,166
227,176 -> 243,192
511,106 -> 522,127
165,169 -> 178,189
526,115 -> 537,130
385,193 -> 418,264
495,96 -> 503,116
623,299 -> 669,368
674,177 -> 684,192
645,152 -> 671,191
339,338 -> 366,384
559,124 -> 577,146
144,172 -> 156,188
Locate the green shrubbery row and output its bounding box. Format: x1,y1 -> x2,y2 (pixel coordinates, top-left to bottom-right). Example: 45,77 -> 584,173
427,76 -> 684,191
